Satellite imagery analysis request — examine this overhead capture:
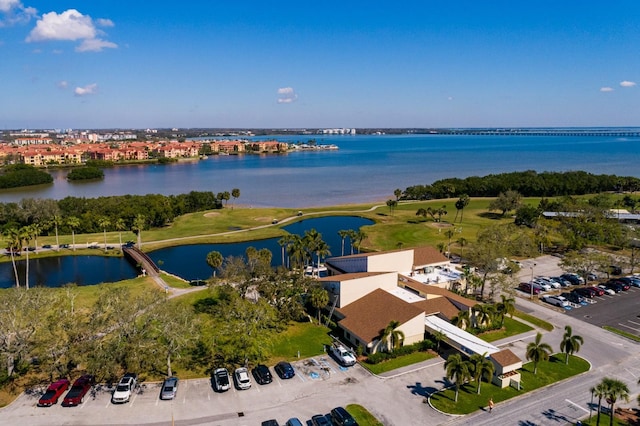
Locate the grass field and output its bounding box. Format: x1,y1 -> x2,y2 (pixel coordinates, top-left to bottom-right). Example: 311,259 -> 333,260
346,404 -> 384,426
269,321 -> 333,363
479,316 -> 534,342
361,351 -> 437,375
430,354 -> 590,415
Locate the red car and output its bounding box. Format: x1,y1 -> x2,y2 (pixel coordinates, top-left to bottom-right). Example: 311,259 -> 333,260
38,379 -> 70,407
62,375 -> 94,407
586,286 -> 605,296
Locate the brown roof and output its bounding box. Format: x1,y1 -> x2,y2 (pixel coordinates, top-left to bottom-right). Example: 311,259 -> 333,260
412,246 -> 449,266
412,297 -> 460,320
490,348 -> 522,367
336,289 -> 424,344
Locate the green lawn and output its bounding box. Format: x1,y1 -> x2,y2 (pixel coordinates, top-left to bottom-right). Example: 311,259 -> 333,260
430,354 -> 590,415
346,404 -> 384,426
580,412 -> 631,426
479,317 -> 533,342
513,310 -> 554,331
361,351 -> 437,375
269,321 -> 333,363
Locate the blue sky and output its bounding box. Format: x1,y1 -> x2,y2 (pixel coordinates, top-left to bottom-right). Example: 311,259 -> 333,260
1,1 -> 639,129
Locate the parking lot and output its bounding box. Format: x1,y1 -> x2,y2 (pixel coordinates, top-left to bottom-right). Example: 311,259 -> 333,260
3,355 -> 374,426
515,256 -> 640,338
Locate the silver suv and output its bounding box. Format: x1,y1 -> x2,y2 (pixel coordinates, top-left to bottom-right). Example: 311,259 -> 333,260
160,377 -> 178,400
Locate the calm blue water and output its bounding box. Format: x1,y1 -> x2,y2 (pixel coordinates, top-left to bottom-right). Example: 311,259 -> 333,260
3,134 -> 639,207
0,216 -> 373,287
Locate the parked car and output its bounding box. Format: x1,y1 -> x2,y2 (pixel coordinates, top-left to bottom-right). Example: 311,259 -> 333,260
213,368 -> 230,392
111,372 -> 137,404
285,419 -> 304,426
330,406 -> 359,426
608,265 -> 623,275
587,272 -> 598,281
519,282 -> 540,295
536,276 -> 560,289
328,342 -> 357,367
587,286 -> 605,296
551,276 -> 571,287
573,287 -> 597,298
261,420 -> 280,426
274,361 -> 295,379
160,377 -> 179,400
597,284 -> 616,295
311,414 -> 332,426
234,367 -> 251,390
603,281 -> 622,293
532,278 -> 552,291
561,273 -> 584,285
62,375 -> 94,407
542,295 -> 569,308
616,277 -> 634,289
562,291 -> 587,305
42,244 -> 52,249
252,364 -> 273,385
625,275 -> 640,287
38,379 -> 70,407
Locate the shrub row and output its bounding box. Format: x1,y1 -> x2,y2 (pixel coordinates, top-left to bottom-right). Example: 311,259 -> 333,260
365,339 -> 435,365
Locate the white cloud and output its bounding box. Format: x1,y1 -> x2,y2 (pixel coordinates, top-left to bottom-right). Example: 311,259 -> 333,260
57,80 -> 68,89
600,87 -> 614,92
0,0 -> 20,13
26,9 -> 117,52
0,0 -> 36,26
620,81 -> 637,88
76,37 -> 116,52
95,18 -> 113,27
74,83 -> 97,96
277,87 -> 298,103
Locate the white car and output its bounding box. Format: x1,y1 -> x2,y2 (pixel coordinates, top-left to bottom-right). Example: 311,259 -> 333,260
537,277 -> 561,289
597,284 -> 616,295
542,295 -> 569,308
111,373 -> 137,404
532,279 -> 552,291
234,368 -> 251,390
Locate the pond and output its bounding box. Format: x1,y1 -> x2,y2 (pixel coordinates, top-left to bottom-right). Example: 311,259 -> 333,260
0,216 -> 373,288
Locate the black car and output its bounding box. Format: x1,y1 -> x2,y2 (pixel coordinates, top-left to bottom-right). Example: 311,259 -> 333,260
604,281 -> 624,293
261,421 -> 280,426
562,291 -> 585,305
331,406 -> 358,426
274,361 -> 295,379
252,364 -> 273,385
311,415 -> 332,426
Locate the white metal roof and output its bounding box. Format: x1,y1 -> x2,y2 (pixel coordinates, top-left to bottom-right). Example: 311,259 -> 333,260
424,315 -> 500,356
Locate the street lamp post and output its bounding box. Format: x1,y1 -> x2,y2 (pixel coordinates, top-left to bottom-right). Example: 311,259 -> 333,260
529,263 -> 536,299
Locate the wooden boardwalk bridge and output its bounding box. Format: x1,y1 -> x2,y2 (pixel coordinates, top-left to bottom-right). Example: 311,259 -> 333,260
122,245 -> 160,277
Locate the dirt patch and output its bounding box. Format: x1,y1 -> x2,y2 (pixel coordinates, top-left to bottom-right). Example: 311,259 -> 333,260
254,217 -> 272,222
616,408 -> 640,426
428,222 -> 453,229
203,212 -> 220,218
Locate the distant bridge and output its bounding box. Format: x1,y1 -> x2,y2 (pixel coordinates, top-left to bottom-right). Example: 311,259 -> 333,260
442,129 -> 640,137
122,245 -> 160,277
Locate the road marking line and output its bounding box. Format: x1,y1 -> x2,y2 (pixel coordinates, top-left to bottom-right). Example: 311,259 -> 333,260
566,399 -> 589,414
618,323 -> 640,332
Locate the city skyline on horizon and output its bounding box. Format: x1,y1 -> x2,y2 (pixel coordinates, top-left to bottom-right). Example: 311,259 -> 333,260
2,1 -> 639,129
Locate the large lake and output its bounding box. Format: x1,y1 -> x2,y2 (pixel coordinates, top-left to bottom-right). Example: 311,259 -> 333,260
2,134 -> 639,207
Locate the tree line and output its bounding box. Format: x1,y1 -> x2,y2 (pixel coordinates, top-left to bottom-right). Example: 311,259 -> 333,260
402,171 -> 640,200
0,164 -> 53,189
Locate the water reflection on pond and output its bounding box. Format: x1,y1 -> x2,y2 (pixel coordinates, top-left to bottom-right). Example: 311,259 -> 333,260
0,216 -> 373,288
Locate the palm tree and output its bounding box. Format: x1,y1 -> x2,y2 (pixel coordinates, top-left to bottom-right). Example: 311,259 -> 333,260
451,310 -> 471,330
132,214 -> 146,249
20,225 -> 35,290
495,295 -> 516,327
66,216 -> 80,251
115,218 -> 126,247
455,194 -> 470,223
347,229 -> 357,254
444,229 -> 455,258
604,378 -> 629,426
591,381 -> 608,426
559,325 -> 584,364
394,188 -> 402,201
338,229 -> 351,256
457,237 -> 468,260
354,230 -> 366,253
206,251 -> 223,277
309,286 -> 329,323
287,235 -> 307,273
473,304 -> 495,329
3,227 -> 21,288
432,330 -> 446,352
525,332 -> 552,375
444,353 -> 470,402
231,188 -> 240,209
468,352 -> 495,394
51,214 -> 61,250
98,216 -> 111,252
386,199 -> 397,216
379,320 -> 405,352
436,205 -> 448,222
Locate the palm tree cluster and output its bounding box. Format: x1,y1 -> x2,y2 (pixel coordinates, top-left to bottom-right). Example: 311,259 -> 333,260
277,229 -> 331,275
525,327 -> 584,376
450,296 -> 515,333
591,377 -> 630,426
416,205 -> 448,223
444,352 -> 495,402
